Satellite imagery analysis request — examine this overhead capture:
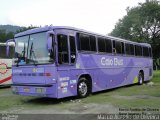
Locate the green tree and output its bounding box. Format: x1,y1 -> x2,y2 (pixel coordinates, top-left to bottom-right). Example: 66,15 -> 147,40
110,0 -> 160,60
16,25 -> 37,33
0,25 -> 38,42
0,30 -> 14,42
0,29 -> 7,42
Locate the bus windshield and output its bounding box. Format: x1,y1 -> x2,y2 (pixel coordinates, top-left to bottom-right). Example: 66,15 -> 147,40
14,32 -> 54,65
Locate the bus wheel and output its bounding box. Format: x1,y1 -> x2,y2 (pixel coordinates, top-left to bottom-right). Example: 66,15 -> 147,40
138,72 -> 144,85
77,77 -> 90,98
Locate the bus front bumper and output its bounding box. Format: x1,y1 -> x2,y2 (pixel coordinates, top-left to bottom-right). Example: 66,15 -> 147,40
11,84 -> 57,98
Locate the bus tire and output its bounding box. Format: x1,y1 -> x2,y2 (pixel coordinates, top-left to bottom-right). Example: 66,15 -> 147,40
138,72 -> 144,85
77,77 -> 90,98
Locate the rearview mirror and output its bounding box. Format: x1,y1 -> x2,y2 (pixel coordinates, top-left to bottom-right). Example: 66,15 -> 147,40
47,31 -> 54,50
6,39 -> 15,57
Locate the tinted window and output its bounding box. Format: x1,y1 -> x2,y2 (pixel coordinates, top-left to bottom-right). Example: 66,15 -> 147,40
0,45 -> 15,59
149,47 -> 152,57
79,34 -> 90,51
90,36 -> 96,51
135,45 -> 142,56
69,36 -> 76,63
130,44 -> 134,55
98,37 -> 105,52
115,41 -> 124,54
0,46 -> 7,58
143,47 -> 149,57
125,43 -> 134,55
57,34 -> 68,64
69,36 -> 76,53
121,42 -> 124,54
105,39 -> 112,53
78,33 -> 96,52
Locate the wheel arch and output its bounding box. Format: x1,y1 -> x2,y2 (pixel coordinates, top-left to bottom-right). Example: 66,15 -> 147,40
139,69 -> 144,80
78,74 -> 92,92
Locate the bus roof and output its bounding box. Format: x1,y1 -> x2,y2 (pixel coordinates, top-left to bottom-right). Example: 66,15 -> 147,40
15,26 -> 151,47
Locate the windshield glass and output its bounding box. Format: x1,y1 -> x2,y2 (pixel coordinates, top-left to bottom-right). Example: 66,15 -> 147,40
14,32 -> 54,65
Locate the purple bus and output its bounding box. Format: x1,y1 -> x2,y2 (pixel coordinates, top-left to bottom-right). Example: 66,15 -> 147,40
10,26 -> 153,98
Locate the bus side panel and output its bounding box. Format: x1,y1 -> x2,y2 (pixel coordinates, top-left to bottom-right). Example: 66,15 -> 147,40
0,59 -> 12,86
57,66 -> 77,98
92,55 -> 131,92
74,54 -> 129,93
78,54 -> 153,93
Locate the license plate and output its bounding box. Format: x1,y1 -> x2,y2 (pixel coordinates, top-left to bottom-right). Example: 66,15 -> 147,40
36,88 -> 44,93
24,88 -> 30,92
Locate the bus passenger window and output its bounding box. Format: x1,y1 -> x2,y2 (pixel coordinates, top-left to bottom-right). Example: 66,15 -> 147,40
135,45 -> 142,56
112,40 -> 116,54
79,34 -> 90,51
125,43 -> 130,55
143,47 -> 149,57
125,43 -> 134,55
105,39 -> 112,53
149,47 -> 152,57
115,41 -> 124,54
57,34 -> 69,64
130,44 -> 134,55
90,36 -> 96,51
98,37 -> 105,52
78,33 -> 96,52
69,36 -> 76,63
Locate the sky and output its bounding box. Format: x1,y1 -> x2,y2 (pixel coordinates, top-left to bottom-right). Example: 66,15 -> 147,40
0,0 -> 146,34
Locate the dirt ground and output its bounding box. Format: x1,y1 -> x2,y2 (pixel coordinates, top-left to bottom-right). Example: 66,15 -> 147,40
0,88 -> 118,114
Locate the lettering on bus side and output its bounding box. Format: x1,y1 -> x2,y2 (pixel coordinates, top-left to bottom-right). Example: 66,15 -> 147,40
101,57 -> 123,66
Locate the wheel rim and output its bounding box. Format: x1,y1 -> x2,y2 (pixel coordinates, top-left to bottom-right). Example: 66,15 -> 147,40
78,82 -> 88,96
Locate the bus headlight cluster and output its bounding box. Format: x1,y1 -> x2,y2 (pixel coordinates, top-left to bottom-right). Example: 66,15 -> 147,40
12,87 -> 18,93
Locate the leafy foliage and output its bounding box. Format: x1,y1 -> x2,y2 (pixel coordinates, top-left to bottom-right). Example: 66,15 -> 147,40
0,29 -> 14,42
16,25 -> 37,33
110,0 -> 160,61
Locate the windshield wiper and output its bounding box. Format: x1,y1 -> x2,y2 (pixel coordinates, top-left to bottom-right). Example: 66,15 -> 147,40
16,43 -> 26,67
29,42 -> 37,66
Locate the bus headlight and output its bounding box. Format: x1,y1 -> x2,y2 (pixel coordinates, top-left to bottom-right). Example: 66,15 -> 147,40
12,87 -> 18,93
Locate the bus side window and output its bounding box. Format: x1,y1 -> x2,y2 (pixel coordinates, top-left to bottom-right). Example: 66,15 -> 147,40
112,40 -> 116,54
149,47 -> 152,57
130,44 -> 134,55
105,39 -> 112,53
143,47 -> 149,57
69,36 -> 76,63
115,41 -> 124,54
79,34 -> 90,51
135,45 -> 142,56
98,37 -> 105,52
125,43 -> 130,55
126,43 -> 134,56
57,34 -> 69,64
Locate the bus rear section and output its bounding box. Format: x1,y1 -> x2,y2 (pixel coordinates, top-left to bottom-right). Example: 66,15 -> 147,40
0,42 -> 14,86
